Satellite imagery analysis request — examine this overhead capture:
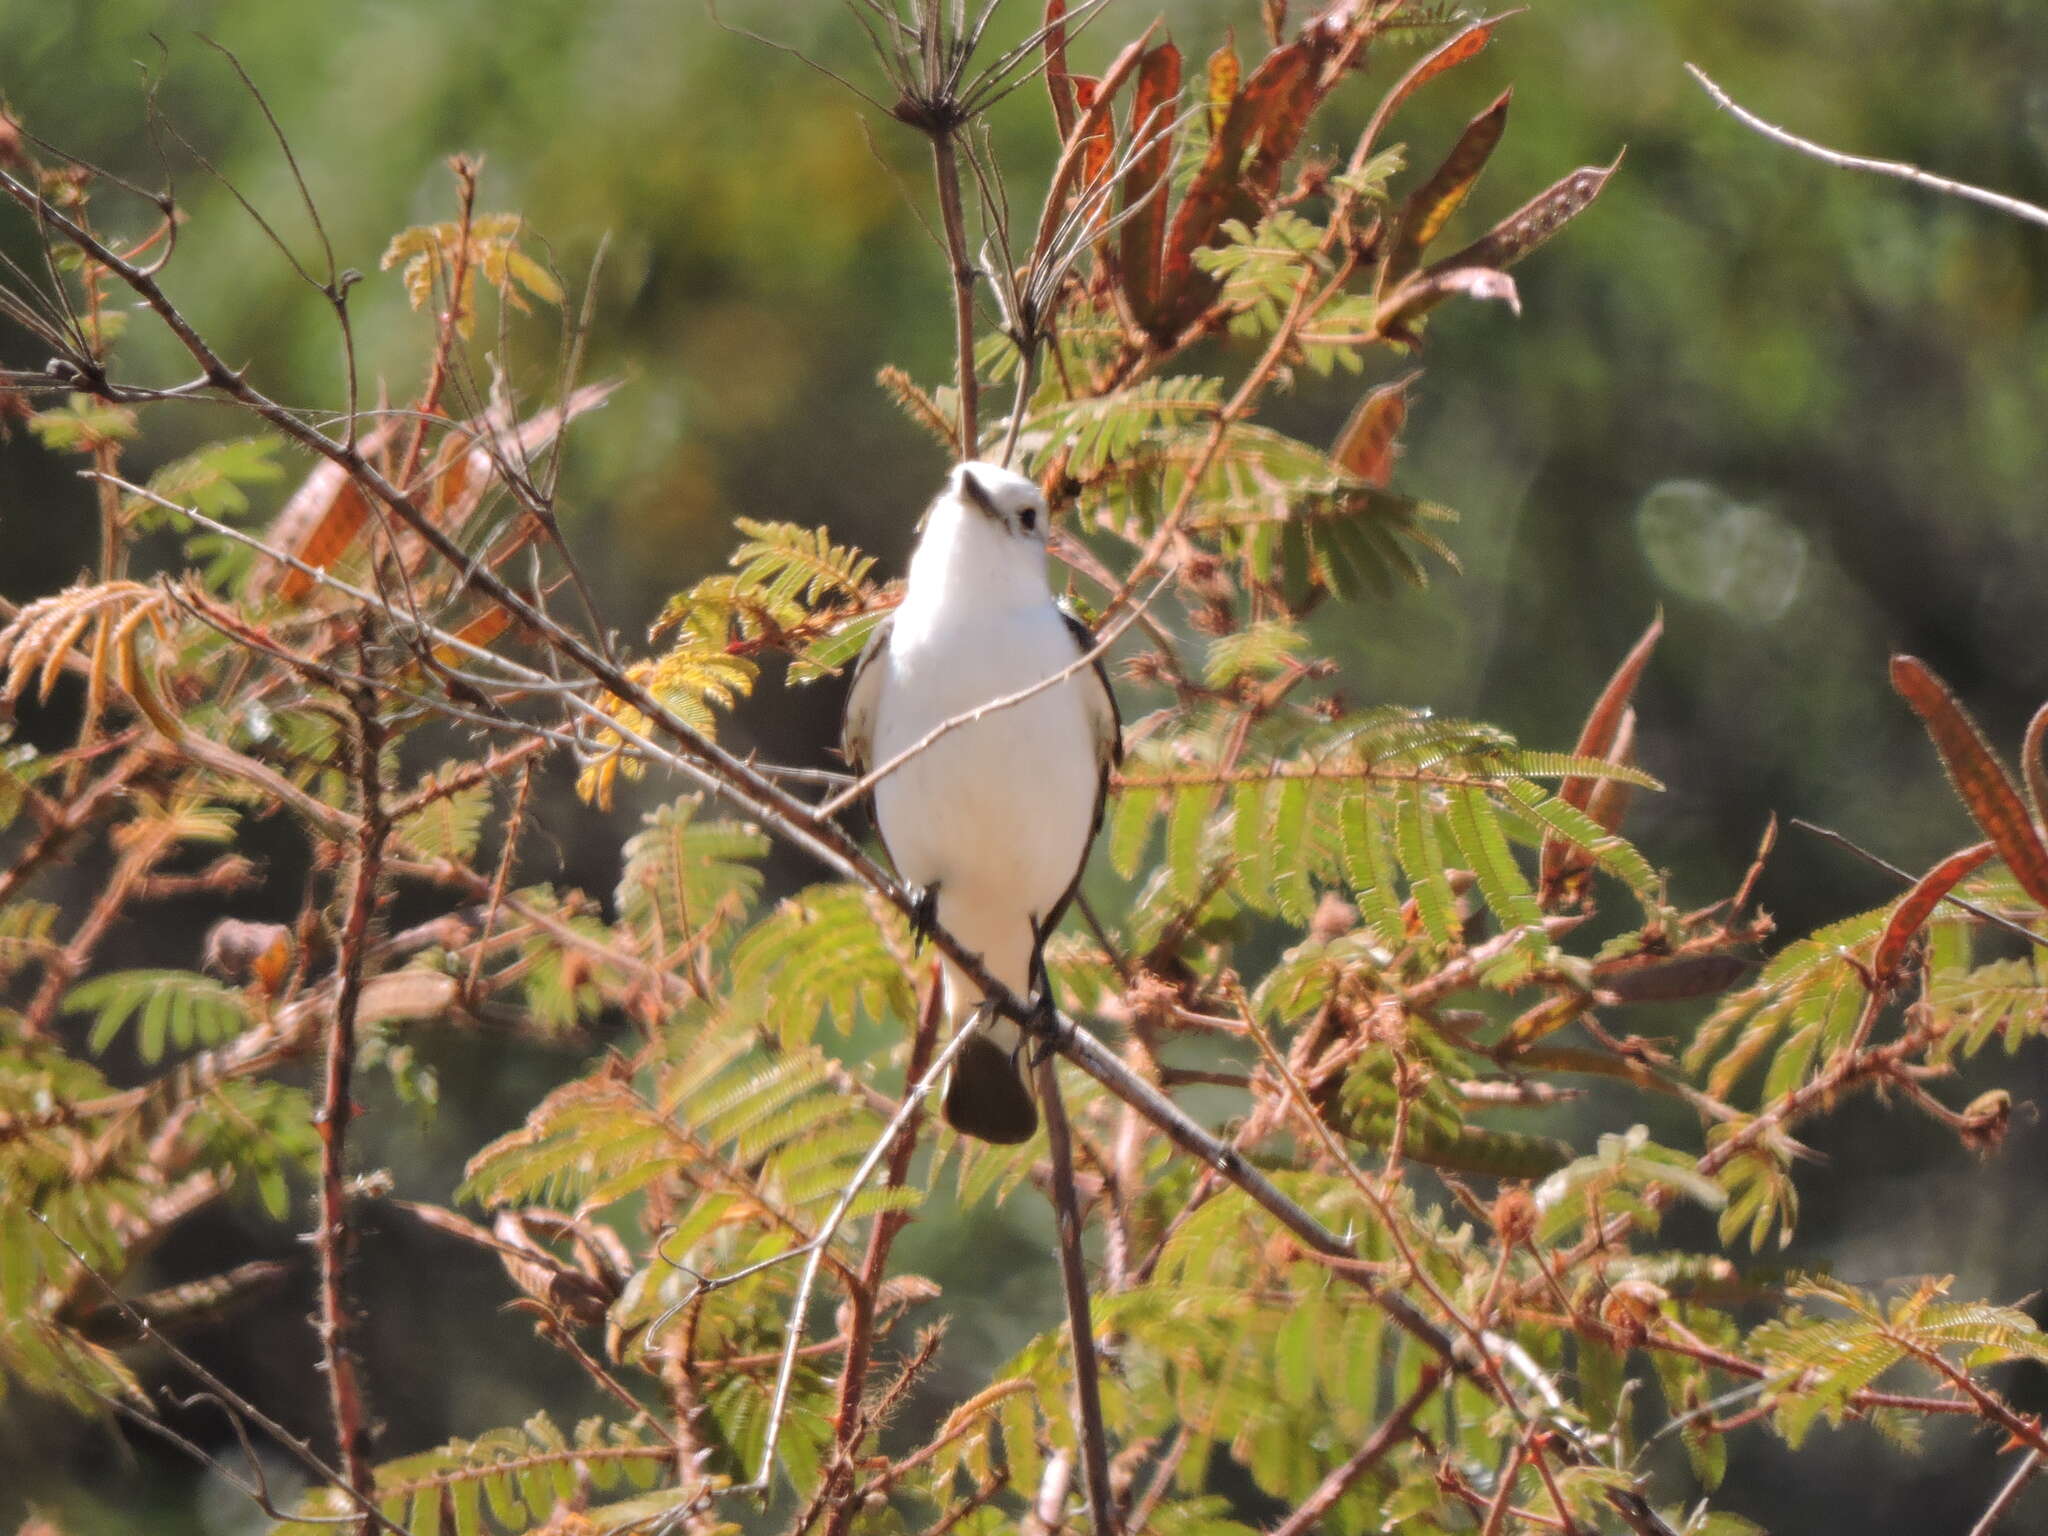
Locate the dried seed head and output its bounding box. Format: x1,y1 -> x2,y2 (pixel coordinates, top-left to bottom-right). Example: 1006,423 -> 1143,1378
1491,1185 -> 1537,1247
1959,1089 -> 2012,1158
1310,892 -> 1358,943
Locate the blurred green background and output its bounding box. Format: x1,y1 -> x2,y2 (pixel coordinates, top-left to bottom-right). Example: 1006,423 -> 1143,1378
3,0 -> 2046,1529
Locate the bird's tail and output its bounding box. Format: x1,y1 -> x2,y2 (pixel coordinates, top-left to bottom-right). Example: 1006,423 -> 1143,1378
944,1031 -> 1038,1144
939,964 -> 1039,1144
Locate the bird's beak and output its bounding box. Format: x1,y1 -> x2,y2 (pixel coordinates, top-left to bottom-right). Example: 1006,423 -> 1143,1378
955,467 -> 1002,523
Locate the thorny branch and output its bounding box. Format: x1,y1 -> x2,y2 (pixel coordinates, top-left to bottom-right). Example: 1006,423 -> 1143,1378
315,681 -> 391,1501
1034,1053 -> 1117,1536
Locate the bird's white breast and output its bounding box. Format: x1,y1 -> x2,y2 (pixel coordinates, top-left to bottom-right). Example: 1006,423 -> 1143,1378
870,596 -> 1099,987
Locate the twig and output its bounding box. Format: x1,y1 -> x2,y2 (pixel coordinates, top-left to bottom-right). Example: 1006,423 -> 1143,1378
1788,818 -> 2048,951
1686,63 -> 2048,231
1969,1450 -> 2044,1536
931,130 -> 980,453
32,1213 -> 409,1535
820,977 -> 945,1536
1269,1368 -> 1443,1536
316,683 -> 392,1507
747,1015 -> 983,1494
1035,1053 -> 1117,1536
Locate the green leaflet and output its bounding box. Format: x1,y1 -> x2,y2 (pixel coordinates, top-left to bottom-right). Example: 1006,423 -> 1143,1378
726,883 -> 914,1047
1027,375 -> 1225,478
1500,776 -> 1662,899
1396,782 -> 1460,945
614,793 -> 768,956
278,1414 -> 680,1536
66,969 -> 253,1062
394,761 -> 494,861
1447,783 -> 1543,932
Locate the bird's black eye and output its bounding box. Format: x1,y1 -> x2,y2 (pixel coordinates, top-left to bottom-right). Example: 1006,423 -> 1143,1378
1019,505 -> 1037,534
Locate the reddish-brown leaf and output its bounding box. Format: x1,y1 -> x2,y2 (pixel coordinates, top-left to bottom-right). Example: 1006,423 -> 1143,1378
1541,615 -> 1661,901
1873,841 -> 1996,988
1031,28 -> 1155,273
1119,42 -> 1184,332
1356,13 -> 1513,162
1043,0 -> 1076,140
1892,654 -> 2048,910
1585,707 -> 1639,835
1150,39 -> 1326,338
1244,31 -> 1340,199
2025,701 -> 2048,831
1332,370 -> 1417,486
1548,709 -> 1638,905
1378,89 -> 1512,296
1430,152 -> 1621,274
1072,77 -> 1113,231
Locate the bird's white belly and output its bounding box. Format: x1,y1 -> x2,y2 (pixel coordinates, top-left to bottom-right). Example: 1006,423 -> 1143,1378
870,609 -> 1099,987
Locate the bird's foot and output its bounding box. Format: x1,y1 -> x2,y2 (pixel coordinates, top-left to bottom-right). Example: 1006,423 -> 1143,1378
1019,991 -> 1068,1068
907,882 -> 942,951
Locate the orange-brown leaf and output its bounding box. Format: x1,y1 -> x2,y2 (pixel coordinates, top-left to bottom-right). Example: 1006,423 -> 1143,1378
1356,13 -> 1512,161
1332,371 -> 1416,486
1044,0 -> 1076,140
1154,39 -> 1315,337
1873,841 -> 1995,988
1243,32 -> 1337,200
1891,654 -> 2048,910
1119,42 -> 1184,331
1031,28 -> 1155,272
1073,78 -> 1113,231
1541,615 -> 1661,900
267,421 -> 398,602
429,605 -> 515,671
2025,701 -> 2048,831
1379,89 -> 1511,296
269,460 -> 370,603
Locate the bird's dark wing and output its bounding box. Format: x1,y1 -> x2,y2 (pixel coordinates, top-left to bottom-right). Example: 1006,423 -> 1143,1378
1058,603 -> 1123,773
1037,604 -> 1123,957
839,611 -> 895,776
839,611 -> 898,864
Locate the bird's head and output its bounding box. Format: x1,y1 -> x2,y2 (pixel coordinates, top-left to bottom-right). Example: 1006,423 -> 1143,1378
949,461 -> 1049,546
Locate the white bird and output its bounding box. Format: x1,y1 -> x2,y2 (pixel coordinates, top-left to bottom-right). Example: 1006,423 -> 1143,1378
842,462 -> 1121,1143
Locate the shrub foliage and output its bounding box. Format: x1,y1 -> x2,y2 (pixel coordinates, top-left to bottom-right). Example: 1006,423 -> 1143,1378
2,6 -> 2045,1535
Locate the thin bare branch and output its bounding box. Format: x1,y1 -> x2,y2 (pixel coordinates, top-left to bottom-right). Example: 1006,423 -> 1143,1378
1036,1054 -> 1118,1536
1969,1450 -> 2044,1536
1687,63 -> 2048,231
